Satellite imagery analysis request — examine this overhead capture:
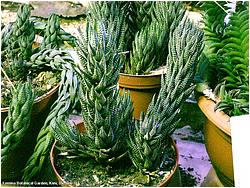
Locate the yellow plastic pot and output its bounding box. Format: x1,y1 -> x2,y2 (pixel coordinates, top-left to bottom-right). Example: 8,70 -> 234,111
198,96 -> 234,186
118,73 -> 162,120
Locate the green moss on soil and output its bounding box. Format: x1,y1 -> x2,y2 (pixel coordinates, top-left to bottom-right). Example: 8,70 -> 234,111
54,145 -> 177,187
1,71 -> 61,108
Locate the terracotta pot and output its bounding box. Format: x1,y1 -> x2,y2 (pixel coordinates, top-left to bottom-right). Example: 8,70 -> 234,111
198,96 -> 234,186
50,117 -> 181,187
50,142 -> 72,187
118,73 -> 162,120
1,84 -> 60,125
50,139 -> 180,187
1,84 -> 59,181
158,138 -> 181,187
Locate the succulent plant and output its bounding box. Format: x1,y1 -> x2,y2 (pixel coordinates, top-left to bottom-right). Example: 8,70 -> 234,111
1,4 -> 76,78
87,1 -> 128,53
2,4 -> 35,81
87,1 -> 187,75
16,1 -> 206,184
53,18 -> 133,164
6,4 -> 35,62
215,6 -> 249,116
128,18 -> 204,171
153,1 -> 186,33
201,1 -> 227,52
26,48 -> 74,71
1,3 -> 76,109
49,0 -> 204,178
23,63 -> 79,181
125,1 -> 187,75
39,14 -> 63,50
125,20 -> 167,74
126,1 -> 154,50
1,82 -> 35,162
33,2 -> 208,186
52,15 -> 204,184
128,1 -> 154,33
0,3 -> 78,182
1,22 -> 13,58
196,1 -> 249,116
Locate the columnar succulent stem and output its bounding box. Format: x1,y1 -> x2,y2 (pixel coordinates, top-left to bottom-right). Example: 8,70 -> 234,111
1,82 -> 35,162
7,4 -> 35,62
128,18 -> 204,171
40,14 -> 62,50
53,16 -> 133,164
23,63 -> 79,181
125,1 -> 186,75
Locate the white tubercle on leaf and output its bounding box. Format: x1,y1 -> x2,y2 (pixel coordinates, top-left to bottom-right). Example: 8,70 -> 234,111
203,89 -> 216,102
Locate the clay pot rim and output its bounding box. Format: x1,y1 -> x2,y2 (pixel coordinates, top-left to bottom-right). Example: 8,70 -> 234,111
158,137 -> 179,187
119,72 -> 164,78
118,73 -> 162,89
50,136 -> 179,187
50,141 -> 72,186
198,96 -> 231,136
1,84 -> 60,113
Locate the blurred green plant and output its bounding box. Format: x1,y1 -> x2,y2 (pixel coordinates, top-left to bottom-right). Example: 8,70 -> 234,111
196,1 -> 249,116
